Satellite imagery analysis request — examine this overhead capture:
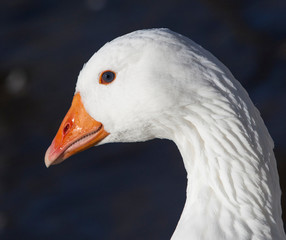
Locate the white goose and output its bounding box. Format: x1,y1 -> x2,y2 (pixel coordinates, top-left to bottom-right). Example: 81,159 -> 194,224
45,28 -> 285,240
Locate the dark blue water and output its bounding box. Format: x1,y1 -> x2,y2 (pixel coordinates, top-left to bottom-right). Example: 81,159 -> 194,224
1,0 -> 286,239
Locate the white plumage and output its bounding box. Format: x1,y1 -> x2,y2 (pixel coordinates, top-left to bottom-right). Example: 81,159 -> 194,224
50,29 -> 286,239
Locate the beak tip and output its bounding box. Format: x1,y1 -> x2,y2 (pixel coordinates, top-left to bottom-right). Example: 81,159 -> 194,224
44,145 -> 58,168
44,144 -> 66,168
44,148 -> 52,168
45,159 -> 51,168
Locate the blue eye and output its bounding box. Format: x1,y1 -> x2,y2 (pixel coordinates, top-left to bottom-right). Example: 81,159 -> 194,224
100,70 -> 116,84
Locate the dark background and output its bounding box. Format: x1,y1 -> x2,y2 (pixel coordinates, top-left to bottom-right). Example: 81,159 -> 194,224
1,0 -> 286,239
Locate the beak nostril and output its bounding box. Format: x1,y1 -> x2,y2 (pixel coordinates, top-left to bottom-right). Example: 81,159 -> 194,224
63,123 -> 71,135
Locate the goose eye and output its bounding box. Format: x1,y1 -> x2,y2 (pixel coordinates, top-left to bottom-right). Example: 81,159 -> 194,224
100,70 -> 116,84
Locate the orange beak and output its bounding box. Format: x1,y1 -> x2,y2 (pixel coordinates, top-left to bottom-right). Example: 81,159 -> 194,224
44,93 -> 109,167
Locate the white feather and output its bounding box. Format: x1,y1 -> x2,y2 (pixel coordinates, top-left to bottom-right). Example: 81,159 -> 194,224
76,28 -> 285,240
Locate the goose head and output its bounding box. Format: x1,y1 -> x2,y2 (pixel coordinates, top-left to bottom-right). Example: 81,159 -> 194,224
45,28 -> 216,166
44,28 -> 285,240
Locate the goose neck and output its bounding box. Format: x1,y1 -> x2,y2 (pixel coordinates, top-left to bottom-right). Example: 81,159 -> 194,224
166,108 -> 285,240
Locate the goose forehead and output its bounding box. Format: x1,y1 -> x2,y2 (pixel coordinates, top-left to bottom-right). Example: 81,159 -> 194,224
91,29 -> 191,61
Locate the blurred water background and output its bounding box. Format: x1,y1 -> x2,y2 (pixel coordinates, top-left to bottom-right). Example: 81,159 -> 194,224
1,0 -> 286,239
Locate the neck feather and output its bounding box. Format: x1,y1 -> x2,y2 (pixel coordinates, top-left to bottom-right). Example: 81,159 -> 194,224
159,89 -> 285,240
